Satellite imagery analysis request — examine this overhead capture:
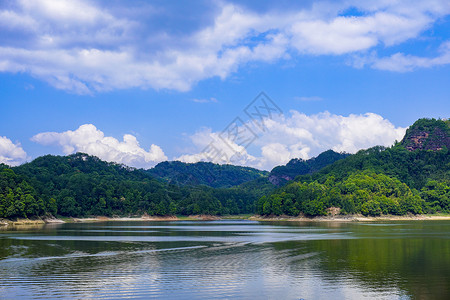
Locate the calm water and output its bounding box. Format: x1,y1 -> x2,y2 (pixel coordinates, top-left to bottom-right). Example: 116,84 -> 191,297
0,220 -> 449,299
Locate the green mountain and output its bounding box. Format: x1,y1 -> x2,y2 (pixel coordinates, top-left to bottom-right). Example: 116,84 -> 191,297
7,153 -> 168,218
146,161 -> 268,188
257,118 -> 450,217
269,150 -> 350,185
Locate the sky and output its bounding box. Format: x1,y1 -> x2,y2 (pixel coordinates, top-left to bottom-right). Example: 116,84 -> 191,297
0,0 -> 449,170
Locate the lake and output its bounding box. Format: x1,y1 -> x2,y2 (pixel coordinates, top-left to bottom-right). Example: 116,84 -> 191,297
0,220 -> 449,299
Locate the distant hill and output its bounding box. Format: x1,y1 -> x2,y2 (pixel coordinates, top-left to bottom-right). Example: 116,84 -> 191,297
15,153 -> 147,181
146,161 -> 269,188
269,150 -> 350,185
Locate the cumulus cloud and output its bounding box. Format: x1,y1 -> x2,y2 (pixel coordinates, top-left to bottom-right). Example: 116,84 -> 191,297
177,111 -> 406,170
31,124 -> 167,168
0,136 -> 28,166
29,113 -> 406,170
0,0 -> 449,93
176,127 -> 259,167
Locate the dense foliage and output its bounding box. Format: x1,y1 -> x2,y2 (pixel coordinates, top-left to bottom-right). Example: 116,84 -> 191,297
307,145 -> 449,189
257,170 -> 427,216
0,153 -> 260,219
0,168 -> 54,219
403,118 -> 450,136
146,161 -> 268,188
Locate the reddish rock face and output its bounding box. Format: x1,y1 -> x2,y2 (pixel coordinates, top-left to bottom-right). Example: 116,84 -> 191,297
403,127 -> 450,151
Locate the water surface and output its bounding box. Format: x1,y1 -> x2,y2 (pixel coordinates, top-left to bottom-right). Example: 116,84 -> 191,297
1,220 -> 449,299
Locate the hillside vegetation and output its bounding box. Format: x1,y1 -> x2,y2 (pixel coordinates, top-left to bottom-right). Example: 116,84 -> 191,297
146,161 -> 268,188
1,154 -> 259,219
269,150 -> 349,185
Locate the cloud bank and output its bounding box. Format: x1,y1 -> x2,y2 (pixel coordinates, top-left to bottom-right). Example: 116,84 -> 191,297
0,0 -> 449,93
0,136 -> 28,166
31,124 -> 167,168
28,111 -> 405,170
177,111 -> 407,170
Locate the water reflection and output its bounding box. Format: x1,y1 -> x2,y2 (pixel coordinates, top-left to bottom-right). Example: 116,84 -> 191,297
0,220 -> 449,299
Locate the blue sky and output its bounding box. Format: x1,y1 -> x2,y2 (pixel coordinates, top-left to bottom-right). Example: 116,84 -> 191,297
0,0 -> 449,170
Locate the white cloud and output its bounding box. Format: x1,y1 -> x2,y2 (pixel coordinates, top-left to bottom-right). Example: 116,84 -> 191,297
0,9 -> 37,30
177,111 -> 406,170
0,0 -> 449,93
27,113 -> 406,170
19,0 -> 111,25
371,41 -> 450,71
288,1 -> 446,55
176,127 -> 259,167
0,136 -> 28,166
31,124 -> 167,168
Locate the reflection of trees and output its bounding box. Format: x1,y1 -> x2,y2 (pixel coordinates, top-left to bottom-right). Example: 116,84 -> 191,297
2,221 -> 450,299
271,224 -> 450,300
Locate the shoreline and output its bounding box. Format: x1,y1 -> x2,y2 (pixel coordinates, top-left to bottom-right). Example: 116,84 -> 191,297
2,214 -> 450,226
248,214 -> 450,222
70,215 -> 222,223
0,217 -> 65,227
0,215 -> 219,226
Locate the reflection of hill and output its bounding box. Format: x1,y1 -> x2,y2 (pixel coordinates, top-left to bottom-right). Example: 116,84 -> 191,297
1,221 -> 449,299
270,222 -> 450,300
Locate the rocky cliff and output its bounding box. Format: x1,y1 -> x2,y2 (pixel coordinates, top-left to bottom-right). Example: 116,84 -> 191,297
401,118 -> 450,151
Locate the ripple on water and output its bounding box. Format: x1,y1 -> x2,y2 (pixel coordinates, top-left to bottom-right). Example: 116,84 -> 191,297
1,220 -> 448,299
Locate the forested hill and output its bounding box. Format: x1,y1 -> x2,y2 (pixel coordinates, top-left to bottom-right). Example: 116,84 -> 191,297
257,118 -> 450,217
146,161 -> 268,188
0,153 -> 262,219
268,150 -> 350,185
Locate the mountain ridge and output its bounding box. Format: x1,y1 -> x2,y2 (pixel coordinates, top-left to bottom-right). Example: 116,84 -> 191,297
268,150 -> 350,186
145,160 -> 269,188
